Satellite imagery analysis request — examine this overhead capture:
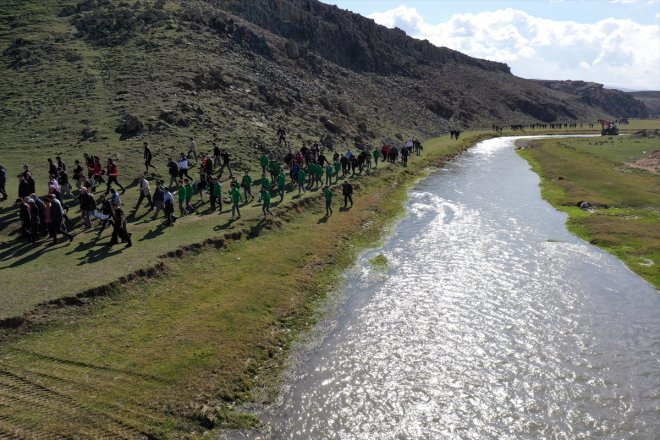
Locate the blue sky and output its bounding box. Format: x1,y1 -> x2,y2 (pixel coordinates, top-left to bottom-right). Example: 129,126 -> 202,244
323,1 -> 660,25
320,1 -> 660,89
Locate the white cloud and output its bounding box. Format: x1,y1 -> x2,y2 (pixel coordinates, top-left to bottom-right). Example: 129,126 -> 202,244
368,6 -> 660,90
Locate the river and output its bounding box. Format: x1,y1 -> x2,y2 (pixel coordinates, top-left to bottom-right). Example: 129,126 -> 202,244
265,136 -> 660,439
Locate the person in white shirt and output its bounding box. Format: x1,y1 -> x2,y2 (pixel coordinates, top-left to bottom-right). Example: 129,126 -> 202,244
134,176 -> 153,212
178,153 -> 192,179
187,137 -> 198,162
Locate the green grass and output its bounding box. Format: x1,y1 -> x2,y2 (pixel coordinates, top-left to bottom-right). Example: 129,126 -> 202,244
368,253 -> 389,271
517,130 -> 660,288
0,131 -> 487,437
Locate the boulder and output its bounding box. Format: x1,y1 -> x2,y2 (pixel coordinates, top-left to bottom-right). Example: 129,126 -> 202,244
115,114 -> 144,137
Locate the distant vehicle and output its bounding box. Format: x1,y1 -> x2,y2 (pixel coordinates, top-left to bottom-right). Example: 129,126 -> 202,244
598,118 -> 619,136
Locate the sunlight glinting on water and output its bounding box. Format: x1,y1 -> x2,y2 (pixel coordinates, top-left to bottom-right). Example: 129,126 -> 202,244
270,137 -> 660,440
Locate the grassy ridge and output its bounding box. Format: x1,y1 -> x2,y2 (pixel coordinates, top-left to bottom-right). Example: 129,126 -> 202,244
517,131 -> 660,288
0,132 -> 484,437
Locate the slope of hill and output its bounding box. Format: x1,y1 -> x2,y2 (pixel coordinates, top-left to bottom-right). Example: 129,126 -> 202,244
628,91 -> 660,117
533,80 -> 649,118
0,0 -> 618,170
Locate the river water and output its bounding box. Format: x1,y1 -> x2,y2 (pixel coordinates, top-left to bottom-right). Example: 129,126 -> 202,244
266,136 -> 660,439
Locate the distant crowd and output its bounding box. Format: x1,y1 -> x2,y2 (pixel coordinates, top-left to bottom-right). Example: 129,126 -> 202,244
0,128 -> 427,250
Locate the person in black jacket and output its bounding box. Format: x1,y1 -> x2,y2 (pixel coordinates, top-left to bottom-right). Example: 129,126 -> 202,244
96,194 -> 113,237
45,195 -> 73,244
17,198 -> 32,241
144,142 -> 156,173
18,175 -> 30,198
341,181 -> 353,208
79,187 -> 96,229
0,164 -> 7,199
152,180 -> 165,219
109,202 -> 132,248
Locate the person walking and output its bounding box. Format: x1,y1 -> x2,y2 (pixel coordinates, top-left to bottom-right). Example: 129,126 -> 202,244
152,180 -> 164,219
325,163 -> 334,186
178,153 -> 192,180
0,164 -> 7,199
324,185 -> 333,216
341,181 -> 353,208
105,158 -> 125,194
45,194 -> 74,244
210,176 -> 222,212
109,202 -> 132,248
135,176 -> 153,212
177,180 -> 187,216
230,184 -> 241,219
260,186 -> 273,218
184,178 -> 194,213
187,137 -> 198,162
167,157 -> 179,188
259,153 -> 269,175
163,187 -> 176,226
144,142 -> 156,173
241,170 -> 253,202
297,168 -> 306,196
276,170 -> 286,202
219,149 -> 233,178
72,160 -> 84,191
96,194 -> 113,237
79,187 -> 96,230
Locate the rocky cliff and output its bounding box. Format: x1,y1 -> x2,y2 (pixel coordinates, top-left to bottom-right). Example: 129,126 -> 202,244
0,0 -> 628,163
627,91 -> 660,117
533,80 -> 649,118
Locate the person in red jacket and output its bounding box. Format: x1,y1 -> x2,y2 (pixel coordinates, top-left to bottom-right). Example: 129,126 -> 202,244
105,158 -> 125,194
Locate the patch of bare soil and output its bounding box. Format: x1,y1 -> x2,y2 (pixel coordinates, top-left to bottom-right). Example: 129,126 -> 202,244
627,150 -> 660,173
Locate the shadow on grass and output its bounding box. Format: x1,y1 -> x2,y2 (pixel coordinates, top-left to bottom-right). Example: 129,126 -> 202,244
0,204 -> 20,233
0,238 -> 36,262
139,223 -> 167,241
76,242 -> 124,265
3,239 -> 70,268
317,214 -> 330,224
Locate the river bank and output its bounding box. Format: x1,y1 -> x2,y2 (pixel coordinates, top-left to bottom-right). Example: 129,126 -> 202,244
0,132 -> 492,437
517,132 -> 660,288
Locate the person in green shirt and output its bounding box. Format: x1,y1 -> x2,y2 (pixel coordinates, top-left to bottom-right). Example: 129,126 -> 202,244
324,185 -> 333,216
259,154 -> 269,174
325,163 -> 334,186
260,186 -> 273,217
184,178 -> 194,213
230,185 -> 241,219
241,171 -> 253,202
373,148 -> 381,168
210,176 -> 222,211
297,168 -> 306,195
257,174 -> 270,202
333,160 -> 341,181
269,161 -> 281,183
276,171 -> 286,201
177,179 -> 187,216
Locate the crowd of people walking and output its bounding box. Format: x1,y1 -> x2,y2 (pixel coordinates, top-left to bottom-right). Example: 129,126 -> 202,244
1,132 -> 425,251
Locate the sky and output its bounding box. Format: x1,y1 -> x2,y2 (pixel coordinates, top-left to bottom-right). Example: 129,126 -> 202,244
320,0 -> 660,90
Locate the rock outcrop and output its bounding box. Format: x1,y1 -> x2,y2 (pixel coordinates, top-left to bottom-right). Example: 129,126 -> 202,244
533,80 -> 649,118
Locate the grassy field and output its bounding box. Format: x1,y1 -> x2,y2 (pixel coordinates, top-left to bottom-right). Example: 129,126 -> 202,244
517,126 -> 660,288
2,120 -> 657,320
0,132 -> 486,437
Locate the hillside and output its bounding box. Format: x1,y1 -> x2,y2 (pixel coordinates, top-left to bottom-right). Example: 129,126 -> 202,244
532,80 -> 649,118
628,91 -> 660,118
0,0 -> 620,170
